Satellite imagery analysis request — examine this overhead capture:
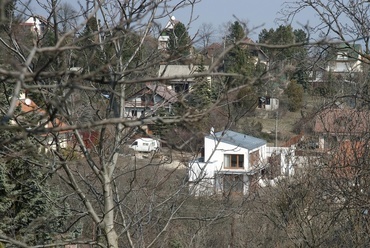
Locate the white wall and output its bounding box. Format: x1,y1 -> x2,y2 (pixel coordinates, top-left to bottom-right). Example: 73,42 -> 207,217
329,60 -> 362,73
46,133 -> 69,151
25,17 -> 43,35
188,160 -> 218,196
204,136 -> 250,170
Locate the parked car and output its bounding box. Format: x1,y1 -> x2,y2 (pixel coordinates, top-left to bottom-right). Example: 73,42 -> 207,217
129,138 -> 160,152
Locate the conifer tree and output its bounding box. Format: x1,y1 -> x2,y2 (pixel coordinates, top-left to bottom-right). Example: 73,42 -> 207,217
258,25 -> 308,83
189,62 -> 212,109
168,22 -> 191,58
0,89 -> 66,245
224,21 -> 254,77
284,80 -> 304,112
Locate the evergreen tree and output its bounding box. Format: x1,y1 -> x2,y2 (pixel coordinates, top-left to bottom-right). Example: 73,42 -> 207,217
76,16 -> 103,72
227,21 -> 245,42
188,62 -> 212,109
0,0 -> 15,31
0,0 -> 16,67
0,89 -> 66,244
168,22 -> 191,58
224,21 -> 255,86
234,86 -> 258,111
258,25 -> 308,84
284,80 -> 304,112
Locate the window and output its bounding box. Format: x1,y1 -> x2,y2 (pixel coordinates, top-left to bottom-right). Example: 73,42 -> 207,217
224,154 -> 244,169
338,52 -> 348,60
174,83 -> 189,93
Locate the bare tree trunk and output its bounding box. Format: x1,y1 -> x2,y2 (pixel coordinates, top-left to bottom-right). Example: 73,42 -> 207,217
103,173 -> 119,248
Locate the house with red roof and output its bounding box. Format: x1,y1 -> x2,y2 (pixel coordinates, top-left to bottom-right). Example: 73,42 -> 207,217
14,93 -> 72,151
314,108 -> 369,150
15,93 -> 100,152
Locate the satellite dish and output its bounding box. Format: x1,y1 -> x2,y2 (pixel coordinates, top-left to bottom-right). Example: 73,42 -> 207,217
25,98 -> 31,105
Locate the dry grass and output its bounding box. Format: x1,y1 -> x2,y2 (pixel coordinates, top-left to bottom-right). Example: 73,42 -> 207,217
245,93 -> 322,145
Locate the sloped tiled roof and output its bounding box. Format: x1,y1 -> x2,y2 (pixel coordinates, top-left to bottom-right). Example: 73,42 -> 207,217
329,140 -> 366,179
314,108 -> 370,135
208,130 -> 266,150
158,64 -> 209,82
204,42 -> 222,56
17,98 -> 43,114
282,133 -> 304,147
16,97 -> 69,132
146,83 -> 177,103
126,83 -> 178,104
164,16 -> 180,30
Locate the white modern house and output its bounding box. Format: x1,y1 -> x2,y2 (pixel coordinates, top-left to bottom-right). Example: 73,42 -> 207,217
188,130 -> 267,196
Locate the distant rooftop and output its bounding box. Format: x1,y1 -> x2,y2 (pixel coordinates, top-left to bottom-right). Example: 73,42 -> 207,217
158,64 -> 209,82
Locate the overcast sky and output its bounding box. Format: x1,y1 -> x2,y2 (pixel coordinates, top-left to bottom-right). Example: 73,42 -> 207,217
171,0 -> 315,40
29,0 -> 315,41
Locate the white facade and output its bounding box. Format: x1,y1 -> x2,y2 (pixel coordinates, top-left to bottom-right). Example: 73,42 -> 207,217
24,16 -> 46,35
327,59 -> 362,73
158,16 -> 177,50
326,46 -> 363,73
188,130 -> 267,196
257,97 -> 279,111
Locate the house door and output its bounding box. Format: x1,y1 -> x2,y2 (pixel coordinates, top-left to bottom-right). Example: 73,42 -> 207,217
223,175 -> 244,195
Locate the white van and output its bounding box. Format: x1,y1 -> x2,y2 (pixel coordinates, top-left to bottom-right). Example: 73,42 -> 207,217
129,138 -> 160,152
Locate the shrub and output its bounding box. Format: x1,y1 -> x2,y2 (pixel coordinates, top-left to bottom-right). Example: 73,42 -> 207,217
285,80 -> 304,112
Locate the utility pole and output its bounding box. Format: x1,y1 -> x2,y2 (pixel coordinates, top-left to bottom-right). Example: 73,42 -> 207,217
275,111 -> 278,147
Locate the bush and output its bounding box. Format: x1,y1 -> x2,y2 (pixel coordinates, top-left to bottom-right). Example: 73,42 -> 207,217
284,80 -> 304,112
